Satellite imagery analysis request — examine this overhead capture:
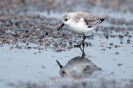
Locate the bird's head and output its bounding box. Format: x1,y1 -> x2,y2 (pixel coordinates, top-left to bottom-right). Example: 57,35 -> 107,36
58,13 -> 72,31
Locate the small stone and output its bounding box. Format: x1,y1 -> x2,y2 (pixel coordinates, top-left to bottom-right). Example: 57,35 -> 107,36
28,47 -> 31,49
118,63 -> 122,66
128,35 -> 132,38
115,52 -> 119,55
127,39 -> 130,44
41,66 -> 45,69
26,43 -> 29,45
110,35 -> 115,38
115,45 -> 118,48
118,35 -> 124,38
46,32 -> 48,35
101,49 -> 106,51
110,43 -> 113,46
105,36 -> 109,39
88,43 -> 92,46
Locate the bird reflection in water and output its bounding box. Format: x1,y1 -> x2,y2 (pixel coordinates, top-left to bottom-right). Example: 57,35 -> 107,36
56,46 -> 101,79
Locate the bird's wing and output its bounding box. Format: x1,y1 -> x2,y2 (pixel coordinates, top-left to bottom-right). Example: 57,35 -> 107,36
74,12 -> 105,28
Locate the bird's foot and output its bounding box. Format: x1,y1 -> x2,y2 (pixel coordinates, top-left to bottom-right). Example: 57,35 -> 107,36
82,43 -> 85,47
82,53 -> 85,57
74,44 -> 81,47
74,43 -> 85,47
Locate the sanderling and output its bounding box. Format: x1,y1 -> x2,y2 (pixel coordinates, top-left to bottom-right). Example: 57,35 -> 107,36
58,11 -> 105,46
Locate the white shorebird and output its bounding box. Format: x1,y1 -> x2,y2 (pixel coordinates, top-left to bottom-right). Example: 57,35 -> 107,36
58,11 -> 105,46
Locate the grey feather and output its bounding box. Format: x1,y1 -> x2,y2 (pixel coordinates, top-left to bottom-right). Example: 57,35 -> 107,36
73,11 -> 105,28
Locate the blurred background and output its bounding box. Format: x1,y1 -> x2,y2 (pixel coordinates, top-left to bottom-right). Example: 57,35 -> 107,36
1,0 -> 133,12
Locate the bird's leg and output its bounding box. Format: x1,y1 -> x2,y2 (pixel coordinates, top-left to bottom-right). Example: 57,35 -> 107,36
74,35 -> 86,47
80,35 -> 86,46
81,35 -> 86,47
79,46 -> 85,57
82,43 -> 85,51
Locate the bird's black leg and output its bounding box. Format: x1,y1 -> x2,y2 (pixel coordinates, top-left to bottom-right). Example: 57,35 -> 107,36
79,45 -> 85,57
74,35 -> 86,47
81,35 -> 86,47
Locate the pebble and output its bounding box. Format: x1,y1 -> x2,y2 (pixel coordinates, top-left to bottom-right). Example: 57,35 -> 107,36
118,63 -> 122,66
127,39 -> 130,44
118,35 -> 124,38
115,52 -> 119,55
110,43 -> 113,46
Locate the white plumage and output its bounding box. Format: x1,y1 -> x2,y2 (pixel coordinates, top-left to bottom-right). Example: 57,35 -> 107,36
58,11 -> 105,46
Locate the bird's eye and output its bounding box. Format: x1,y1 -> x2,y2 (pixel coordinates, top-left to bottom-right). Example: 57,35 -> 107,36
65,19 -> 68,21
62,71 -> 65,74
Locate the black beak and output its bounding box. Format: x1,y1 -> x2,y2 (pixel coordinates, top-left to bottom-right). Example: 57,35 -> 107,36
56,60 -> 63,68
58,23 -> 64,31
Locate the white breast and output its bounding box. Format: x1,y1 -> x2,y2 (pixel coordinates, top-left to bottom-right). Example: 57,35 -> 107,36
67,18 -> 94,35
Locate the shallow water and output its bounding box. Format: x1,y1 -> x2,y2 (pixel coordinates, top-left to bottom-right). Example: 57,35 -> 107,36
0,28 -> 133,87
